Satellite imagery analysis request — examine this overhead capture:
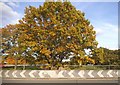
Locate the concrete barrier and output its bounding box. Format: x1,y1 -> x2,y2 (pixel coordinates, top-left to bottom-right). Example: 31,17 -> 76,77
1,70 -> 120,79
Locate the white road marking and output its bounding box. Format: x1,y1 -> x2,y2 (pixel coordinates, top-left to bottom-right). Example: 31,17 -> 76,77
58,70 -> 65,78
29,70 -> 36,78
97,70 -> 104,77
5,70 -> 10,77
68,70 -> 74,78
107,70 -> 113,77
78,70 -> 84,78
39,71 -> 45,78
116,71 -> 118,76
20,70 -> 26,78
88,70 -> 94,78
12,70 -> 17,78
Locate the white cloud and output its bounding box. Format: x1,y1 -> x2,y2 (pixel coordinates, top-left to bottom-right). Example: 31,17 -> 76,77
93,22 -> 118,50
0,0 -> 45,2
93,22 -> 118,36
0,2 -> 21,27
103,23 -> 118,31
94,28 -> 103,35
7,2 -> 19,8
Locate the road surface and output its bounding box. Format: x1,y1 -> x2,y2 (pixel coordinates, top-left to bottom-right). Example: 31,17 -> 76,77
1,78 -> 119,85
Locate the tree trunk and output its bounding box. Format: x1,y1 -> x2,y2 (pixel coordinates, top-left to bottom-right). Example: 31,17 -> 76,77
14,57 -> 18,70
23,65 -> 26,70
23,60 -> 26,70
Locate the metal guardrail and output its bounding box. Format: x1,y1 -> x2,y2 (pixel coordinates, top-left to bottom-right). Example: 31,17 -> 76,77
2,65 -> 120,70
67,65 -> 120,70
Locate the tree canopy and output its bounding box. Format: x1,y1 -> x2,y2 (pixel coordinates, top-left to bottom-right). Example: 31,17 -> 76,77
1,1 -> 105,69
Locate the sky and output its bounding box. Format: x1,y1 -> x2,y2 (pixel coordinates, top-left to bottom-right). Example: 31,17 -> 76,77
0,1 -> 119,50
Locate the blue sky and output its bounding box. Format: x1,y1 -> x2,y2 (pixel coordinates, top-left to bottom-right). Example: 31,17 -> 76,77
0,1 -> 118,50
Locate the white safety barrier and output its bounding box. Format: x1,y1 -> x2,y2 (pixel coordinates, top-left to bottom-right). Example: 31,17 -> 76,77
1,70 -> 119,78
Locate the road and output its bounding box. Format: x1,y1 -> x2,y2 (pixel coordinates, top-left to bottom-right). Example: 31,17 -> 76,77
1,78 -> 119,85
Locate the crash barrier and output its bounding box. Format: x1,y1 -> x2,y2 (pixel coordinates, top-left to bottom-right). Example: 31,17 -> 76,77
1,70 -> 119,78
3,65 -> 120,70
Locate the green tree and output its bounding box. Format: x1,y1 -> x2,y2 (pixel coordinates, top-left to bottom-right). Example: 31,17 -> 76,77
91,47 -> 105,65
102,48 -> 120,65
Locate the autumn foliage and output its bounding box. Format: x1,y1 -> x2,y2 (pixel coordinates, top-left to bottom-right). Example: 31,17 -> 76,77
1,1 -> 105,69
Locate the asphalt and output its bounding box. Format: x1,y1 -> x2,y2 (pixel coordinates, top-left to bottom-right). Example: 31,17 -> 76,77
2,78 -> 119,83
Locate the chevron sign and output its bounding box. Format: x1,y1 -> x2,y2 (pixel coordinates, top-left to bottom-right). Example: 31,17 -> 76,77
1,70 -> 119,78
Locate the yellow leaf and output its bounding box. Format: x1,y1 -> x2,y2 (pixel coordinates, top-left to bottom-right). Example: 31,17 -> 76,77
40,48 -> 51,56
49,31 -> 56,36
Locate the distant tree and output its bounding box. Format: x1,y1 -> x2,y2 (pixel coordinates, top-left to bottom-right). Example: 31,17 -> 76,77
91,47 -> 105,65
102,48 -> 120,65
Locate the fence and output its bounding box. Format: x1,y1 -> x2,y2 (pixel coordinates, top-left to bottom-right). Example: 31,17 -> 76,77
2,65 -> 120,70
